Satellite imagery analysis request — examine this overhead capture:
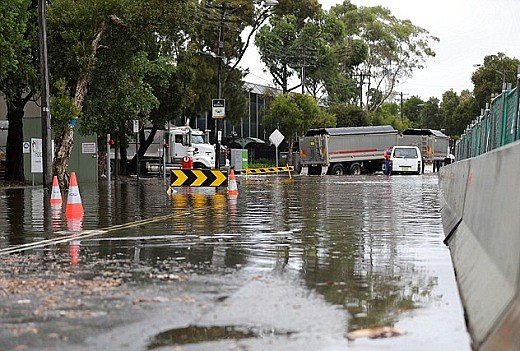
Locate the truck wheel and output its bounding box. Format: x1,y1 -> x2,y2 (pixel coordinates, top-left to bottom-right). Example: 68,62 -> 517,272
331,164 -> 345,175
350,163 -> 362,175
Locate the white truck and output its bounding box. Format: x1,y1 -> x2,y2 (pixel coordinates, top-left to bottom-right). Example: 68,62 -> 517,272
118,125 -> 216,174
299,125 -> 398,175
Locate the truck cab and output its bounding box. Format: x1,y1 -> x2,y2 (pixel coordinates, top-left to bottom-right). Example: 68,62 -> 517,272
167,127 -> 215,168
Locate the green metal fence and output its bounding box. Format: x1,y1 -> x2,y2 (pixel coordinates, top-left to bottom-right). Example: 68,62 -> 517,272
455,87 -> 520,160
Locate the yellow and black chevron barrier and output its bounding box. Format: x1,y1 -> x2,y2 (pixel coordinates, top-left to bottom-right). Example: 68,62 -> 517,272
241,166 -> 294,175
170,169 -> 227,187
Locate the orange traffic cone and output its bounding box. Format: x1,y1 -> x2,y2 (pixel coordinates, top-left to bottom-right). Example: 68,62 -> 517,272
227,169 -> 239,196
50,175 -> 62,205
66,172 -> 84,219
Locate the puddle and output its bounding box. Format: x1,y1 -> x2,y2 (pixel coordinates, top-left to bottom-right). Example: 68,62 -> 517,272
147,325 -> 295,348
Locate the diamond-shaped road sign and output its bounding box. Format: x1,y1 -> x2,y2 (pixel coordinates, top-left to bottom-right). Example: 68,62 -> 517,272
269,128 -> 284,147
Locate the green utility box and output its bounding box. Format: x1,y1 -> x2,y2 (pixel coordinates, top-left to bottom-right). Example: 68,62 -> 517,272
230,148 -> 248,171
23,117 -> 98,184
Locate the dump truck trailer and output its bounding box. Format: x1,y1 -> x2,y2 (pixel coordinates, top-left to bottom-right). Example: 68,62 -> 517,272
299,125 -> 398,175
398,129 -> 450,171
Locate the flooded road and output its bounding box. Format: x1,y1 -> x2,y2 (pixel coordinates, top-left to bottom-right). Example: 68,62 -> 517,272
0,173 -> 471,350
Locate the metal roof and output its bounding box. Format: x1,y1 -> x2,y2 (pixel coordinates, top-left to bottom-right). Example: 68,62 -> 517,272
402,128 -> 448,138
305,125 -> 397,137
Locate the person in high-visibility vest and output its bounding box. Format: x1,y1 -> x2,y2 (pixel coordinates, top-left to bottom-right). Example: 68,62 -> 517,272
383,147 -> 392,175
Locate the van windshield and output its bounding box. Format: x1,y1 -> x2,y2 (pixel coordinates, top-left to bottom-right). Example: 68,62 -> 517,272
394,148 -> 418,158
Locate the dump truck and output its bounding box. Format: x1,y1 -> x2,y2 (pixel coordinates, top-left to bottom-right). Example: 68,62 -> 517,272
299,125 -> 398,175
398,129 -> 450,171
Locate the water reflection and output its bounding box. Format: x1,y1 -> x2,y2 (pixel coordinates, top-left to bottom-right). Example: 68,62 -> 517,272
0,175 -> 447,332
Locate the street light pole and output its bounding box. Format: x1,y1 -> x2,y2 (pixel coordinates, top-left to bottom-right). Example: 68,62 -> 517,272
473,63 -> 506,90
38,0 -> 52,188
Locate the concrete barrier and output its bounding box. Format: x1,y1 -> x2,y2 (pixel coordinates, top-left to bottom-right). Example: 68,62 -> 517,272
438,160 -> 470,238
439,141 -> 520,350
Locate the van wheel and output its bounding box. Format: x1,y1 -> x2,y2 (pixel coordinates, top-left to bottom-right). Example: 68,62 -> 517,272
350,163 -> 362,175
331,164 -> 345,175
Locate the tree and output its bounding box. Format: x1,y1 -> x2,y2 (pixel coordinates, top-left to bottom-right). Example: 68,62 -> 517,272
328,104 -> 367,127
472,52 -> 520,109
368,102 -> 409,131
47,0 -> 197,181
331,1 -> 438,111
263,93 -> 334,164
439,90 -> 459,133
446,90 -> 479,137
0,0 -> 39,181
401,96 -> 424,127
420,97 -> 441,130
255,15 -> 301,94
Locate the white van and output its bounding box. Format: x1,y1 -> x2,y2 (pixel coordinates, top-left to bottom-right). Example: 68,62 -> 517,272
390,146 -> 422,175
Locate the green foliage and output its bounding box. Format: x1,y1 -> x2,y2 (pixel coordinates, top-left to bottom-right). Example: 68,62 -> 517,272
472,52 -> 520,109
255,15 -> 300,93
368,102 -> 409,131
0,0 -> 31,80
328,104 -> 368,127
420,97 -> 441,130
401,96 -> 424,127
51,79 -> 81,134
263,93 -> 335,139
330,2 -> 438,111
442,90 -> 479,137
0,0 -> 39,100
273,0 -> 321,28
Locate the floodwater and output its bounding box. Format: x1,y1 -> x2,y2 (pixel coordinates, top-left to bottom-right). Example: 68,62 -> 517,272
0,172 -> 471,351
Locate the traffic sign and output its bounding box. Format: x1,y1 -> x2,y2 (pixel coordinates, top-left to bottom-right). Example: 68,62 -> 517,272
170,169 -> 227,187
269,129 -> 284,147
212,99 -> 225,119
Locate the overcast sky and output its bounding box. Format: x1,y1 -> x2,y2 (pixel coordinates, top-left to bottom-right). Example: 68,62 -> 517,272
242,0 -> 520,102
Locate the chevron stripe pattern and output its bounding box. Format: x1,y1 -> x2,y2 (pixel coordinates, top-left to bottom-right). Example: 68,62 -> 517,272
242,166 -> 294,175
170,169 -> 228,187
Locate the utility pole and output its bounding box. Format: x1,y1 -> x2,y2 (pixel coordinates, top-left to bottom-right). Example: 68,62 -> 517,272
38,0 -> 52,187
214,5 -> 226,169
399,92 -> 409,119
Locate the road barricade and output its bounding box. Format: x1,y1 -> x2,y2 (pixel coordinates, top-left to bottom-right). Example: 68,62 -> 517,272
240,166 -> 294,176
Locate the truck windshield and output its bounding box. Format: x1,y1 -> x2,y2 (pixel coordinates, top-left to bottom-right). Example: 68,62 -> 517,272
191,135 -> 205,144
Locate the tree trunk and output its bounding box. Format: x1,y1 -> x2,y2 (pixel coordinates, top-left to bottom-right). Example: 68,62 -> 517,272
52,16 -> 126,185
52,125 -> 74,186
97,134 -> 107,177
5,99 -> 25,181
5,93 -> 32,182
287,137 -> 294,166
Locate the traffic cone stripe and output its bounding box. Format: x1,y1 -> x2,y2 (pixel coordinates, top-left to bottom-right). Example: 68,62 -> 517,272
66,172 -> 84,219
227,169 -> 239,196
50,175 -> 62,205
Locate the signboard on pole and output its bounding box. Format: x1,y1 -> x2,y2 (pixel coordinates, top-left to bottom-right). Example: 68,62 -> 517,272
212,99 -> 225,119
31,138 -> 43,173
269,129 -> 285,167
